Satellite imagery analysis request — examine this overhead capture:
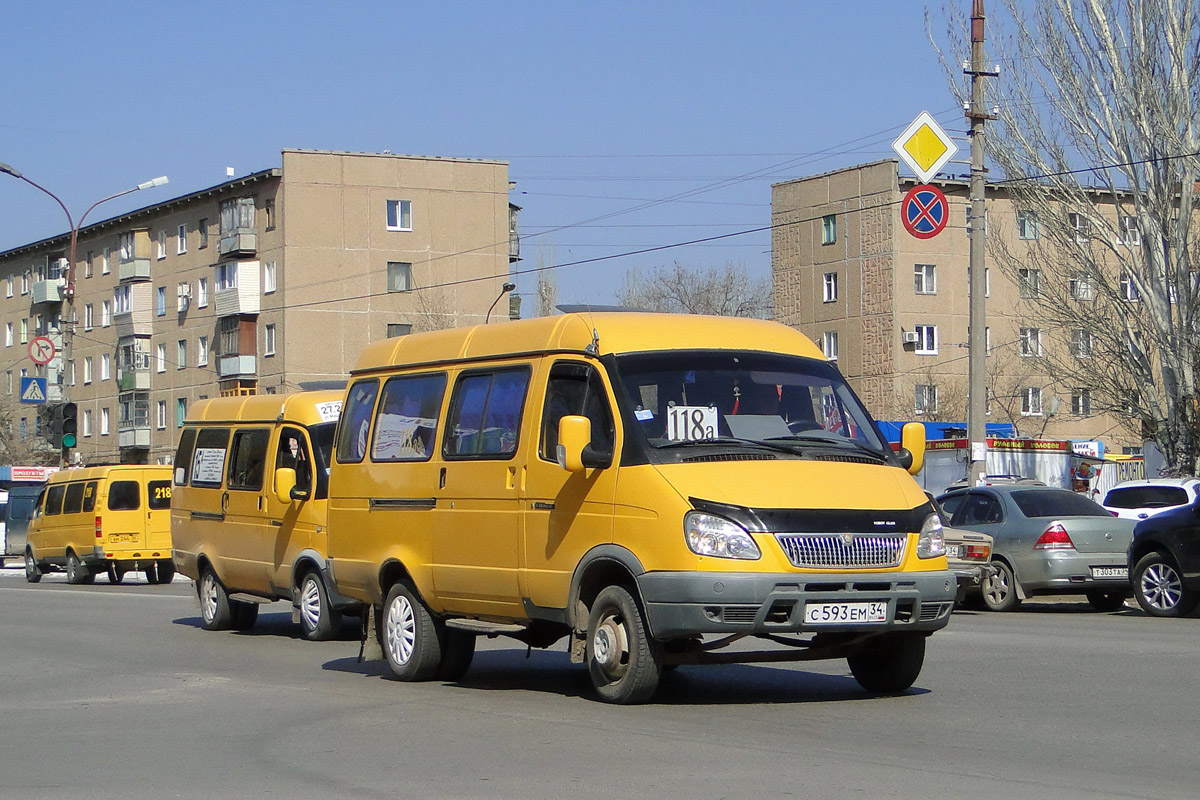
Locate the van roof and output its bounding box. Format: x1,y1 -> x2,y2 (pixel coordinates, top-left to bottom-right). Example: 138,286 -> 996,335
184,389 -> 344,427
46,464 -> 172,484
352,313 -> 824,374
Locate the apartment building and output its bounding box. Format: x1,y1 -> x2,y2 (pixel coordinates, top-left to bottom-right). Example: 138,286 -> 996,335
1,149 -> 518,465
771,159 -> 1139,452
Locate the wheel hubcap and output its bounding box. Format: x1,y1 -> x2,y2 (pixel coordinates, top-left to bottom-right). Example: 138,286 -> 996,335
25,553 -> 35,577
200,575 -> 218,621
386,594 -> 416,665
1141,563 -> 1182,611
300,578 -> 322,630
591,613 -> 629,679
984,568 -> 1010,605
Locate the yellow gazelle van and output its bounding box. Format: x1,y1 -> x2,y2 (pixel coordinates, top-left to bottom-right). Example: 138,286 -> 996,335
24,465 -> 175,585
170,390 -> 358,639
327,312 -> 955,704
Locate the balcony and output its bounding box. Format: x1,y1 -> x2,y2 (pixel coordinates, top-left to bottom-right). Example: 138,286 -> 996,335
118,258 -> 152,282
218,230 -> 257,257
118,426 -> 151,449
217,355 -> 257,378
31,279 -> 65,305
213,261 -> 261,316
117,366 -> 151,392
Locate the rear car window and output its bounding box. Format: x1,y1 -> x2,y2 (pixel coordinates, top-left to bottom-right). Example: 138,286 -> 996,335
1104,486 -> 1189,509
148,480 -> 172,510
82,481 -> 98,512
62,482 -> 85,514
108,481 -> 140,511
1012,489 -> 1110,518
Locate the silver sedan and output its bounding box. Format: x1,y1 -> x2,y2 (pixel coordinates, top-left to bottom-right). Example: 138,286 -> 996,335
935,485 -> 1136,612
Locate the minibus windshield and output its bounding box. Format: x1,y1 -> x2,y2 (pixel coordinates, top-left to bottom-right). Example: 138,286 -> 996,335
612,350 -> 892,461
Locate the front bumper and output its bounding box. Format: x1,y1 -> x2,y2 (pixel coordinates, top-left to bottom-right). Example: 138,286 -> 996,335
638,569 -> 957,639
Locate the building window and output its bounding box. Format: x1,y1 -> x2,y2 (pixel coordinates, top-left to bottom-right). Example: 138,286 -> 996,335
83,304 -> 93,330
101,407 -> 110,435
114,285 -> 132,314
156,286 -> 166,316
220,197 -> 256,234
176,224 -> 187,254
119,232 -> 136,262
177,398 -> 187,427
82,409 -> 92,437
198,276 -> 209,307
21,271 -> 30,294
1019,327 -> 1043,357
264,324 -> 276,356
102,300 -> 113,326
1070,276 -> 1094,301
1120,272 -> 1141,301
1070,329 -> 1094,359
1068,212 -> 1091,243
156,230 -> 166,259
177,340 -> 187,369
100,354 -> 111,381
198,336 -> 209,366
1018,268 -> 1041,299
4,323 -> 11,347
157,343 -> 166,373
19,319 -> 27,344
914,264 -> 936,295
102,247 -> 111,274
1072,390 -> 1092,416
1017,210 -> 1039,240
915,385 -> 938,416
156,400 -> 167,430
821,214 -> 837,245
263,262 -> 276,294
6,275 -> 12,297
215,263 -> 238,291
198,218 -> 209,249
915,325 -> 937,355
1119,216 -> 1141,246
386,199 -> 413,231
85,251 -> 94,278
68,360 -> 75,386
264,199 -> 276,231
387,261 -> 413,293
219,317 -> 240,355
822,331 -> 839,361
84,357 -> 93,384
1021,387 -> 1043,416
4,371 -> 10,394
386,323 -> 412,338
822,272 -> 838,303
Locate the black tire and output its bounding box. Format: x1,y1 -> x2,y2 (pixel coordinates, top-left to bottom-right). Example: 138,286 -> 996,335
66,552 -> 94,586
230,601 -> 259,631
586,585 -> 662,705
1086,589 -> 1129,612
156,561 -> 176,585
143,562 -> 160,585
380,582 -> 443,681
847,632 -> 927,694
298,570 -> 342,641
981,560 -> 1021,612
107,563 -> 126,585
1133,552 -> 1199,618
24,549 -> 42,584
198,568 -> 234,631
436,630 -> 477,682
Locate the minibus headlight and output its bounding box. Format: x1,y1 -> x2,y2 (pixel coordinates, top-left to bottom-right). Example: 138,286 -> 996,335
684,511 -> 761,560
917,513 -> 946,559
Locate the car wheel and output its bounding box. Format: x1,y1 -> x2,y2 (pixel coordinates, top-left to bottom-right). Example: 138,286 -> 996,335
24,549 -> 42,584
586,585 -> 662,705
981,560 -> 1021,611
298,570 -> 342,641
380,582 -> 442,681
436,630 -> 477,682
1133,552 -> 1199,617
1086,590 -> 1128,612
107,563 -> 126,585
143,562 -> 160,585
199,569 -> 234,631
66,552 -> 94,585
156,561 -> 176,585
230,601 -> 259,631
848,632 -> 926,694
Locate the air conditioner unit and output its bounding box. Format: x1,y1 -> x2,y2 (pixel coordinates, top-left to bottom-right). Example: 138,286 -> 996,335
902,331 -> 920,344
178,284 -> 192,311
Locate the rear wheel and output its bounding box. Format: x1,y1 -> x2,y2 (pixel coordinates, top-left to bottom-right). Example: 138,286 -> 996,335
156,561 -> 176,585
586,585 -> 662,705
230,601 -> 259,631
381,582 -> 442,681
24,549 -> 42,583
107,563 -> 127,585
848,632 -> 926,694
298,570 -> 342,641
1133,552 -> 1199,617
981,560 -> 1021,611
436,630 -> 476,682
66,552 -> 94,585
143,562 -> 160,585
1086,589 -> 1129,612
199,569 -> 233,631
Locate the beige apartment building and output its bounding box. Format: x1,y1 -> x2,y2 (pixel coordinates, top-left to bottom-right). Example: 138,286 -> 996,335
1,149 -> 519,465
771,159 -> 1139,452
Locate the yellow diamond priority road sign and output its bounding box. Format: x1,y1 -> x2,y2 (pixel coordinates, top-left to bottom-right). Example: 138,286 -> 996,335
892,111 -> 959,184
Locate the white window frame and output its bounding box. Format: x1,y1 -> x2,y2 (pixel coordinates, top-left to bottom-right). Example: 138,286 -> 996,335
198,336 -> 209,367
157,230 -> 167,260
822,331 -> 838,361
177,340 -> 187,369
101,407 -> 110,435
84,356 -> 93,384
914,324 -> 938,355
914,264 -> 936,295
156,286 -> 166,316
5,275 -> 11,297
1072,389 -> 1092,416
156,400 -> 167,430
4,323 -> 11,347
1017,210 -> 1039,240
1021,386 -> 1043,416
264,324 -> 277,357
1120,272 -> 1141,302
263,261 -> 276,294
821,214 -> 836,245
102,300 -> 113,326
82,409 -> 92,437
102,247 -> 111,274
387,262 -> 413,293
1068,212 -> 1091,243
197,276 -> 209,307
386,199 -> 413,231
822,272 -> 838,303
177,224 -> 188,254
156,344 -> 166,373
1019,327 -> 1043,358
915,384 -> 938,416
100,354 -> 111,381
1018,268 -> 1040,299
1070,277 -> 1095,301
1071,329 -> 1094,359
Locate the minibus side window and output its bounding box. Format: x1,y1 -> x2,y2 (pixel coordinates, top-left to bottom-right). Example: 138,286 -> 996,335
540,362 -> 615,462
108,481 -> 140,511
276,427 -> 313,495
336,380 -> 380,464
62,482 -> 85,515
228,429 -> 271,491
308,423 -> 335,500
191,428 -> 231,488
32,488 -> 46,518
45,485 -> 65,516
174,428 -> 197,486
372,373 -> 447,462
81,482 -> 98,512
444,367 -> 531,459
148,480 -> 172,509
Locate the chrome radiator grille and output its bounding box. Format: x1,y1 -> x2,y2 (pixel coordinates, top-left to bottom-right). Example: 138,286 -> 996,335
776,533 -> 906,569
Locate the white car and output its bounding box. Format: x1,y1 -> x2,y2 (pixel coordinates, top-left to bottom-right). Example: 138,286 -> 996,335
1102,478 -> 1200,521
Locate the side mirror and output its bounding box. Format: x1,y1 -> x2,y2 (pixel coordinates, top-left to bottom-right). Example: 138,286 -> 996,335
274,467 -> 309,504
900,422 -> 926,475
556,415 -> 612,473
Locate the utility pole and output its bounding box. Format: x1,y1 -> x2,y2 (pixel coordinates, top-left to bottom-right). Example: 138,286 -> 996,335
965,0 -> 997,485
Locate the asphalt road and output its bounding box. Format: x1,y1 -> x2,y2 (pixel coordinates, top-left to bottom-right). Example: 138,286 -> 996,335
1,564 -> 1197,800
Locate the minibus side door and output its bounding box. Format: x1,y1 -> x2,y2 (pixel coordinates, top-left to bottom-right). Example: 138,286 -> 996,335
222,427 -> 272,593
264,425 -> 316,594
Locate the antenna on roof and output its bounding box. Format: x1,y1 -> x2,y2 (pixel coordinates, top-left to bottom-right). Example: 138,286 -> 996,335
226,167 -> 235,177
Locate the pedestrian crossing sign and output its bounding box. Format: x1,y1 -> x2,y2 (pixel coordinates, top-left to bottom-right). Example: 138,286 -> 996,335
20,376 -> 47,404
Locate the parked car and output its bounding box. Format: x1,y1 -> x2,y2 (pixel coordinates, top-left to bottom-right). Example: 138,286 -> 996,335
928,493 -> 996,602
1102,478 -> 1200,522
1127,498 -> 1200,617
944,474 -> 1046,491
936,485 -> 1136,611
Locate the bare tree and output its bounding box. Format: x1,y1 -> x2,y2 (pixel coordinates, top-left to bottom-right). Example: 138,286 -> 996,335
617,261 -> 771,318
933,0 -> 1200,473
0,403 -> 58,466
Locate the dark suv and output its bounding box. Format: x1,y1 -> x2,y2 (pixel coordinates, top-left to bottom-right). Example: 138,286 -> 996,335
1127,499 -> 1200,617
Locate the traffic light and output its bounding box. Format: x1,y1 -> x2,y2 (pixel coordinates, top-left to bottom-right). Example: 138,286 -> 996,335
61,402 -> 78,449
42,404 -> 63,448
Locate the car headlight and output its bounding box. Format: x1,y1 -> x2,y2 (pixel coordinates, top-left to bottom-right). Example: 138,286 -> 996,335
684,511 -> 761,560
917,512 -> 946,559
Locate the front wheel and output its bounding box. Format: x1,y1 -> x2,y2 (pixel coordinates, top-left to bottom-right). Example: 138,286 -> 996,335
981,560 -> 1021,611
847,632 -> 926,694
586,585 -> 662,705
24,550 -> 42,583
380,582 -> 442,681
1133,552 -> 1199,617
1086,589 -> 1128,612
298,570 -> 342,641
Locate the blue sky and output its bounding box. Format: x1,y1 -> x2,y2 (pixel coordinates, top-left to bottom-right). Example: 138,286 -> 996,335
2,1 -> 966,306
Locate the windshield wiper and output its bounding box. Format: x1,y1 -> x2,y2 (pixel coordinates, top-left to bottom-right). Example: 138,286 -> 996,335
656,436 -> 801,456
766,433 -> 889,462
